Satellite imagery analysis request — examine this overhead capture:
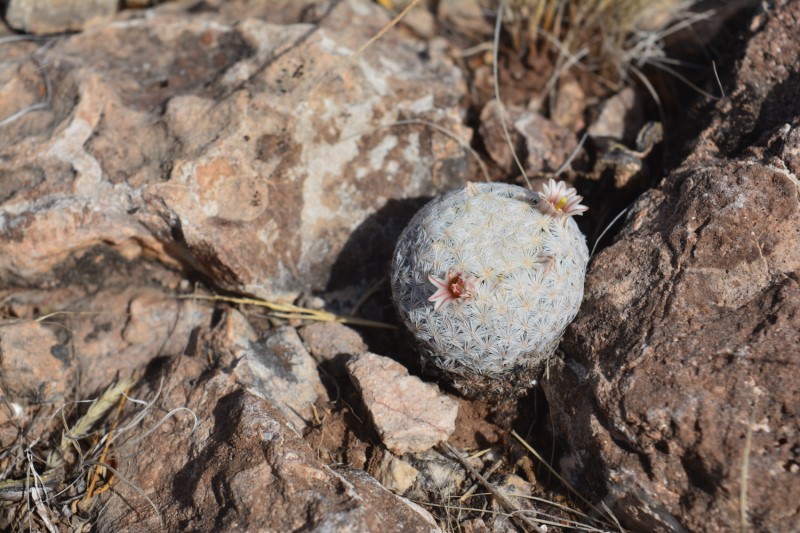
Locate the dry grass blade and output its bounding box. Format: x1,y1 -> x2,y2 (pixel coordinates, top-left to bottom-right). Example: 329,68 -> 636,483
0,55 -> 52,128
494,0 -> 532,190
0,379 -> 133,508
120,407 -> 198,450
350,0 -> 423,61
441,442 -> 541,532
55,378 -> 135,468
740,395 -> 759,533
510,430 -> 622,530
590,206 -> 629,257
178,293 -> 396,329
84,382 -> 131,501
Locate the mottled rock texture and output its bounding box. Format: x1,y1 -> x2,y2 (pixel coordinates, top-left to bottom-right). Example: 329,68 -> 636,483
0,320 -> 74,404
543,1 -> 800,531
97,354 -> 440,532
5,0 -> 119,34
347,352 -> 459,455
299,321 -> 368,362
0,0 -> 470,303
234,323 -> 326,432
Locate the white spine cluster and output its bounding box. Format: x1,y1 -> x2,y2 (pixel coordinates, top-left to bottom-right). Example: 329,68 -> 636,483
391,181 -> 589,396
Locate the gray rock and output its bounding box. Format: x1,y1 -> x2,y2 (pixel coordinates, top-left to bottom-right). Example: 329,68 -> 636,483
479,100 -> 578,175
586,86 -> 643,144
225,316 -> 325,433
5,0 -> 118,34
299,321 -> 368,362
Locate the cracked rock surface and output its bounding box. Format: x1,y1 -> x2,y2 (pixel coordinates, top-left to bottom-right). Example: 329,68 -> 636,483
0,0 -> 470,303
544,1 -> 800,531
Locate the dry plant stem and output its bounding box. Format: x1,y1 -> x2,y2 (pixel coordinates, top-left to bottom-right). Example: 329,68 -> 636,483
740,396 -> 759,533
0,466 -> 61,501
417,500 -> 519,520
494,0 -> 532,189
56,378 -> 135,465
510,430 -> 621,529
85,383 -> 130,501
0,379 -> 134,502
178,293 -> 396,329
30,483 -> 57,533
349,275 -> 387,317
441,442 -> 540,533
459,457 -> 504,502
349,0 -> 423,61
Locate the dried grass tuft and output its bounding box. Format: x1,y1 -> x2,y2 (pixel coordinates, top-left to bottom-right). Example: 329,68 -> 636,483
0,376 -> 197,531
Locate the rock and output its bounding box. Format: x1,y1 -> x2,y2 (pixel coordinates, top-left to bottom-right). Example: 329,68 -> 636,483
586,87 -> 643,145
479,100 -> 579,175
338,467 -> 441,532
299,321 -> 368,362
438,0 -> 491,38
5,0 -> 119,34
347,352 -> 458,455
515,111 -> 579,175
552,77 -> 586,131
0,320 -> 74,404
543,2 -> 800,530
70,285 -> 211,394
97,355 -> 442,532
372,451 -> 419,494
0,245 -> 211,396
0,0 -> 470,302
479,100 -> 523,171
459,518 -> 490,533
231,322 -> 326,432
405,447 -> 468,501
401,6 -> 436,40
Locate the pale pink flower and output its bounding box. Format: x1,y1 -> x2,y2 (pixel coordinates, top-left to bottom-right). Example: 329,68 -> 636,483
538,179 -> 588,217
428,271 -> 477,311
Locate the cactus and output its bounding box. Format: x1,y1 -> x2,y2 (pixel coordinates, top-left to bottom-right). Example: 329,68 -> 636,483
390,180 -> 589,397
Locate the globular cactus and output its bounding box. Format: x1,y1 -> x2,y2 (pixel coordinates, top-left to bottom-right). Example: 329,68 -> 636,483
390,180 -> 589,397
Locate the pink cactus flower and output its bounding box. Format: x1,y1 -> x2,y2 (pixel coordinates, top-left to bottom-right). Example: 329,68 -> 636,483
428,271 -> 477,311
539,179 -> 588,217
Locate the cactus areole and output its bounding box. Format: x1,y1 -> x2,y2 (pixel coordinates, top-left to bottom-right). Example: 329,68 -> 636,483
390,181 -> 589,397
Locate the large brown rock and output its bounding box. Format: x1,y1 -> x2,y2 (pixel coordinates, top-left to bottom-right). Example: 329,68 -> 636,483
543,2 -> 800,531
0,0 -> 470,302
97,353 -> 440,532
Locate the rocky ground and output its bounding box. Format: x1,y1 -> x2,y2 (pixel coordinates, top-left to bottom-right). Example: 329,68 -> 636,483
0,0 -> 798,532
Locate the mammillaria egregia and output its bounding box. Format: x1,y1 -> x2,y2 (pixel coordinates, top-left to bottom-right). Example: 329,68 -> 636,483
390,180 -> 589,397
